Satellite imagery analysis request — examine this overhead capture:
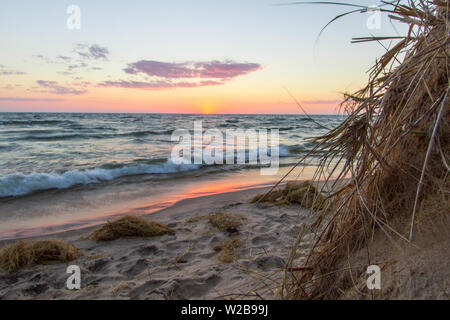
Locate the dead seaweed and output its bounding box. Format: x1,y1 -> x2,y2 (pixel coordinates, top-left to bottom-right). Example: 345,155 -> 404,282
0,240 -> 81,272
214,238 -> 242,263
87,216 -> 175,241
252,181 -> 327,210
208,212 -> 245,234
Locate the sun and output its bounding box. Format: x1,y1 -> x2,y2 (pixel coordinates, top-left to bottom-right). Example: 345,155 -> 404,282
200,101 -> 217,114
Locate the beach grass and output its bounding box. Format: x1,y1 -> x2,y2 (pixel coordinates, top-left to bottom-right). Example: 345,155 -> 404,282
280,0 -> 449,299
0,240 -> 81,272
86,216 -> 175,241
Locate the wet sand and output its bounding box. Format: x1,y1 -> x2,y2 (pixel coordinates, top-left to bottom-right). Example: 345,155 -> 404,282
0,166 -> 319,240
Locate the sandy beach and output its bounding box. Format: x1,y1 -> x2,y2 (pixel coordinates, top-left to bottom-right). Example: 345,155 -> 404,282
0,185 -> 315,300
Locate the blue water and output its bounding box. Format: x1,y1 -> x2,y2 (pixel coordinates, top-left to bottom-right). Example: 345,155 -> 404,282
0,113 -> 343,198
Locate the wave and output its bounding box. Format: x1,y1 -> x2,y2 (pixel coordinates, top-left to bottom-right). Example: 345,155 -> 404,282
15,129 -> 176,141
278,142 -> 320,157
0,120 -> 76,126
0,144 -> 324,198
0,144 -> 15,151
0,161 -> 200,197
0,145 -> 304,198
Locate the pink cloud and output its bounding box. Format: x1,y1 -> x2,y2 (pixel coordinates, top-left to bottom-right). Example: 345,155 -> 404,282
36,80 -> 87,95
101,59 -> 261,90
123,59 -> 261,80
99,79 -> 224,90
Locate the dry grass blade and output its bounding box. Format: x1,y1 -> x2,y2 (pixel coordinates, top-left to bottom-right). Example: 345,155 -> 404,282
409,86 -> 449,240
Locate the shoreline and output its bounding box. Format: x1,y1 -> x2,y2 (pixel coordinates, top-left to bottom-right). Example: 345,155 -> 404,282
0,185 -> 276,245
0,165 -> 320,241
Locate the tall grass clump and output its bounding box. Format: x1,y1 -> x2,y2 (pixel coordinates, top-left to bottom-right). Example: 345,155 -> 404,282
281,0 -> 449,299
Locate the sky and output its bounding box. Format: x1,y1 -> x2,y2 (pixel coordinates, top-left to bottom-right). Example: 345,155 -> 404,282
0,0 -> 406,114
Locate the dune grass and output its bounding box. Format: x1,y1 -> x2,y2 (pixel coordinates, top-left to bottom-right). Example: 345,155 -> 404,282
252,181 -> 326,210
213,237 -> 242,263
0,240 -> 81,272
87,216 -> 175,241
279,1 -> 449,299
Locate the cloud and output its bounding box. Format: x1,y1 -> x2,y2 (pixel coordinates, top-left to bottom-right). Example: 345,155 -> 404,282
71,81 -> 91,86
57,71 -> 75,76
33,54 -> 50,62
76,43 -> 109,60
99,79 -> 224,90
67,62 -> 88,71
0,65 -> 26,76
0,71 -> 27,76
36,80 -> 86,95
0,97 -> 63,102
56,55 -> 72,61
101,59 -> 261,90
123,60 -> 261,80
194,61 -> 262,79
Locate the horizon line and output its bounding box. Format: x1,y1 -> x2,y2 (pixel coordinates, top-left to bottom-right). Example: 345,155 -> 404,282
0,111 -> 344,116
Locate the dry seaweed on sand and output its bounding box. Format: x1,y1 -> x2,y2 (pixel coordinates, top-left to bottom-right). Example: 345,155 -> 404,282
208,212 -> 245,234
187,215 -> 207,223
87,216 -> 175,241
0,240 -> 81,272
252,181 -> 327,210
280,0 -> 449,299
251,189 -> 284,203
213,237 -> 242,263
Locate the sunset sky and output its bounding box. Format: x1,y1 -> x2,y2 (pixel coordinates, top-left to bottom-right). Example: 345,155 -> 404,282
0,0 -> 405,114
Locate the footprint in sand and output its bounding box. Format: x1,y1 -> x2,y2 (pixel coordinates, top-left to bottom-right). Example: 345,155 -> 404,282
161,274 -> 222,299
133,245 -> 160,256
251,235 -> 276,245
124,258 -> 150,277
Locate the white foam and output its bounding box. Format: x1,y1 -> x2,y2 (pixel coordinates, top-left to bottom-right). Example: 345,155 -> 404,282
0,161 -> 200,197
279,145 -> 292,157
